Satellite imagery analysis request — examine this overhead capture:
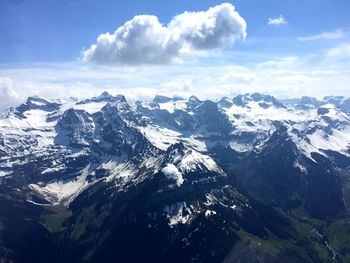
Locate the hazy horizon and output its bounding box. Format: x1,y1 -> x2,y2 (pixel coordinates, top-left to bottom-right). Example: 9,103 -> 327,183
1,0 -> 349,110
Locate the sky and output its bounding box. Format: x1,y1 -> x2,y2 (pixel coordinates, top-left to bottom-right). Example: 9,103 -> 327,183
0,0 -> 350,110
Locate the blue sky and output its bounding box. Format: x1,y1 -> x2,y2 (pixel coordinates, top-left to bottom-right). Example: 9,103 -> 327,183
1,0 -> 349,62
1,0 -> 350,109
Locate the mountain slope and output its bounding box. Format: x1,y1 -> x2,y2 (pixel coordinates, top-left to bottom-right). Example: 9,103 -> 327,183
1,92 -> 350,262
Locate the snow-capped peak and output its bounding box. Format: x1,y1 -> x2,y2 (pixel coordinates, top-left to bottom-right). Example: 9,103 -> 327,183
1,92 -> 350,207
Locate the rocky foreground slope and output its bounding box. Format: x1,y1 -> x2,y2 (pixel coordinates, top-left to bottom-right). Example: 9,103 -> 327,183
1,92 -> 350,262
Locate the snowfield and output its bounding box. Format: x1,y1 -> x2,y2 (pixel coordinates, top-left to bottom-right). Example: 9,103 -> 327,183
1,92 -> 350,206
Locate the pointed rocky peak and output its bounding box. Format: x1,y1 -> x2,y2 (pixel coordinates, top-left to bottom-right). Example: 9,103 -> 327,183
113,95 -> 132,112
218,97 -> 233,108
300,96 -> 319,104
298,96 -> 323,108
100,102 -> 117,115
134,100 -> 142,106
67,96 -> 79,102
96,91 -> 113,99
59,108 -> 90,126
26,95 -> 51,104
323,96 -> 345,105
112,94 -> 130,112
338,98 -> 350,113
63,108 -> 79,118
257,124 -> 297,155
79,91 -> 121,104
232,93 -> 286,109
252,93 -> 286,108
250,92 -> 264,102
16,96 -> 60,113
196,99 -> 218,111
100,100 -> 137,125
282,96 -> 322,108
195,100 -> 233,134
324,96 -> 350,113
134,100 -> 157,115
232,94 -> 247,107
283,96 -> 322,110
153,95 -> 172,104
115,94 -> 127,103
55,108 -> 94,148
187,95 -> 201,110
2,107 -> 15,118
188,95 -> 200,103
98,95 -> 129,113
60,109 -> 80,126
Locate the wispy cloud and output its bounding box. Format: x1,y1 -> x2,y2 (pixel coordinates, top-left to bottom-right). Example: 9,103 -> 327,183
267,15 -> 287,26
326,43 -> 350,60
297,29 -> 346,41
1,50 -> 350,112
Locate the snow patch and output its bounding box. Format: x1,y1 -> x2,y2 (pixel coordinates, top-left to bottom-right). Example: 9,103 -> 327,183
29,165 -> 91,205
73,102 -> 108,114
162,164 -> 184,187
102,161 -> 136,183
163,202 -> 191,226
158,100 -> 187,113
0,170 -> 11,177
229,141 -> 254,152
307,128 -> 350,155
140,125 -> 181,150
179,151 -> 225,175
294,161 -> 308,174
41,164 -> 66,175
205,210 -> 217,217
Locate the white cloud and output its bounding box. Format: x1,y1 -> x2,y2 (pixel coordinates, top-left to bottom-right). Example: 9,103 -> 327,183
83,3 -> 247,65
267,15 -> 287,26
219,71 -> 256,84
257,56 -> 298,69
326,43 -> 350,60
1,47 -> 350,112
0,75 -> 99,112
297,29 -> 346,41
0,78 -> 22,111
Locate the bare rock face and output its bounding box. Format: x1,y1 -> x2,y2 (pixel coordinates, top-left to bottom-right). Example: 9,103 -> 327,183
1,92 -> 350,263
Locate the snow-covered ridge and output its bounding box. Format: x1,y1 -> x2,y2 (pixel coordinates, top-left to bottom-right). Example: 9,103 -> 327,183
1,92 -> 350,156
1,92 -> 350,155
1,92 -> 350,206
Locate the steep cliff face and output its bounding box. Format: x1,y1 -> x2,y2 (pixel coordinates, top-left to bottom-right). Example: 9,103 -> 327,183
1,92 -> 350,262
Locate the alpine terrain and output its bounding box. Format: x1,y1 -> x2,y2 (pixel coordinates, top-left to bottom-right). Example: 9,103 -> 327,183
1,92 -> 350,263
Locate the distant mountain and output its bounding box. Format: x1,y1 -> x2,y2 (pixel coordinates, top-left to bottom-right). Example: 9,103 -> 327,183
1,92 -> 350,262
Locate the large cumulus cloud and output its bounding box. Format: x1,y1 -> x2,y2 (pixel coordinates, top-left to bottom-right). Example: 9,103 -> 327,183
82,3 -> 247,65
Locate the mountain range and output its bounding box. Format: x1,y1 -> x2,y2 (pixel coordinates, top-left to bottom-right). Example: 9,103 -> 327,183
1,92 -> 350,262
